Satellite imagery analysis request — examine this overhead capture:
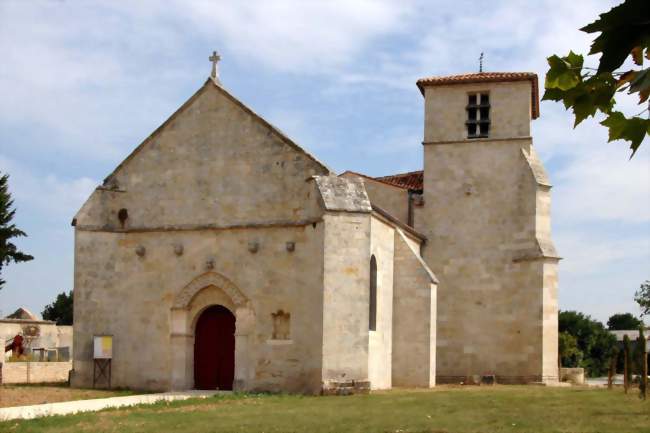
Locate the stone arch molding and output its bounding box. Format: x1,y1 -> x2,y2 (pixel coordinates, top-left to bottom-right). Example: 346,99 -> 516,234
173,271 -> 249,309
170,271 -> 254,391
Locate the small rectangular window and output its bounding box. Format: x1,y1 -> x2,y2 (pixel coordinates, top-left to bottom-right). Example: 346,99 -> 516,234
466,92 -> 490,139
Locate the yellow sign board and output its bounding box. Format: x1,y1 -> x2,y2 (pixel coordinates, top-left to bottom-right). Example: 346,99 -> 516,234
93,335 -> 113,359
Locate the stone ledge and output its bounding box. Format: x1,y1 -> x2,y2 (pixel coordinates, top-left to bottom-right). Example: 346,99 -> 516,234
321,380 -> 371,396
266,339 -> 293,346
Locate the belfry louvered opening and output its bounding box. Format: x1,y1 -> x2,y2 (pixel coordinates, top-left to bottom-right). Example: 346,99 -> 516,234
466,93 -> 490,138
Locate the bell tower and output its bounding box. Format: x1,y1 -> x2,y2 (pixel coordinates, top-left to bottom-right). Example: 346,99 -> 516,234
415,72 -> 559,384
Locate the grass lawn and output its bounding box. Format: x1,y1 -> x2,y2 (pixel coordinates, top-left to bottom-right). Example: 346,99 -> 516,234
1,385 -> 649,433
0,384 -> 135,408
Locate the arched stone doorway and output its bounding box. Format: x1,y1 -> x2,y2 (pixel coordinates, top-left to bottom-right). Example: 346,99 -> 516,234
170,272 -> 255,391
194,305 -> 236,390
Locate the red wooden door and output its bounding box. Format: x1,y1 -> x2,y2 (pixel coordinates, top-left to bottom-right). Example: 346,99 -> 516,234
194,305 -> 236,390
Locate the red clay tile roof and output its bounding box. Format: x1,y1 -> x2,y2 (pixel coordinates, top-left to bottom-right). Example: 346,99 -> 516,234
416,72 -> 539,119
339,170 -> 406,190
375,170 -> 423,191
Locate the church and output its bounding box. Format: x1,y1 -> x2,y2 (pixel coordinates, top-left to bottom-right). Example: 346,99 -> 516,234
70,53 -> 559,393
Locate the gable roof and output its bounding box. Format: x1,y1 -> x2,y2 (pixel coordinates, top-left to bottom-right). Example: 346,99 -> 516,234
339,170 -> 407,191
5,307 -> 38,321
313,175 -> 372,213
375,170 -> 423,191
611,329 -> 650,343
416,72 -> 539,119
103,78 -> 332,186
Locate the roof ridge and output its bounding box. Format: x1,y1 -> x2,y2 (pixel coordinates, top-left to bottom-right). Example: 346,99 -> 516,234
418,71 -> 536,79
339,170 -> 408,190
415,72 -> 539,119
373,170 -> 424,191
101,78 -> 332,186
211,79 -> 333,174
375,169 -> 423,179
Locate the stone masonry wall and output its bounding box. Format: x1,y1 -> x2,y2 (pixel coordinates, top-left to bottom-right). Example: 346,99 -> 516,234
72,80 -> 331,393
75,80 -> 329,231
423,81 -> 532,143
1,362 -> 71,384
392,230 -> 437,387
368,216 -> 395,389
73,224 -> 326,393
321,212 -> 371,388
418,79 -> 558,384
419,138 -> 558,383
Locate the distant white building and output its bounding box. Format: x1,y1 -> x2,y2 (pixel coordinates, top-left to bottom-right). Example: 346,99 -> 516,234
610,329 -> 650,353
1,308 -> 73,361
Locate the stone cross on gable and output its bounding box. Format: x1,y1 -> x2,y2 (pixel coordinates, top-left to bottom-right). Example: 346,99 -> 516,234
209,50 -> 221,81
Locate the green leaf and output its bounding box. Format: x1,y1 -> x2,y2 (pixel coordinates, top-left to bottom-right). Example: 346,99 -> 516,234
566,51 -> 584,69
545,54 -> 580,91
580,0 -> 650,74
601,111 -> 650,155
601,112 -> 627,140
541,87 -> 566,102
572,94 -> 597,127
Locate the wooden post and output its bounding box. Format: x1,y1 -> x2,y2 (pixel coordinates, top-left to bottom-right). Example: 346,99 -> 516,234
608,357 -> 614,390
623,350 -> 630,394
623,334 -> 631,394
639,327 -> 647,400
608,347 -> 619,390
643,336 -> 648,400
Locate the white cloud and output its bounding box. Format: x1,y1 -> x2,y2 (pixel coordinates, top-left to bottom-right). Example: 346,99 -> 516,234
0,156 -> 97,220
557,230 -> 650,276
553,148 -> 650,224
177,0 -> 413,74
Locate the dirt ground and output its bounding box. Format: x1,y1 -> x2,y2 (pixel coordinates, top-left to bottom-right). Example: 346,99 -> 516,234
0,384 -> 133,408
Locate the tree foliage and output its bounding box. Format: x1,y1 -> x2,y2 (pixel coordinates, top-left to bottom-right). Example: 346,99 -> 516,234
543,0 -> 650,155
559,310 -> 617,377
42,290 -> 73,325
607,312 -> 644,330
0,172 -> 33,289
558,331 -> 583,368
635,280 -> 650,316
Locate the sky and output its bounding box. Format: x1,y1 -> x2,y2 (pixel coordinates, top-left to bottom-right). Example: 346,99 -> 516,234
0,0 -> 648,324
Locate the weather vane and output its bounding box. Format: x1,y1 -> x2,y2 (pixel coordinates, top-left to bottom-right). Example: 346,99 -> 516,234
479,52 -> 484,73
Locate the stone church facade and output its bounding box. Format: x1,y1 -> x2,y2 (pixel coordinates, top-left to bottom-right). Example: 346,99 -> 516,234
71,62 -> 558,393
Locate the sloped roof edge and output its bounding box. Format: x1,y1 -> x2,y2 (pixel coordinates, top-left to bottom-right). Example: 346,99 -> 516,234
339,170 -> 408,191
395,228 -> 438,284
375,170 -> 424,190
371,204 -> 426,242
416,72 -> 539,119
103,78 -> 332,186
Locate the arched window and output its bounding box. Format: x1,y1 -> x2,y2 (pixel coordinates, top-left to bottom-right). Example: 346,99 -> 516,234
369,255 -> 377,331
